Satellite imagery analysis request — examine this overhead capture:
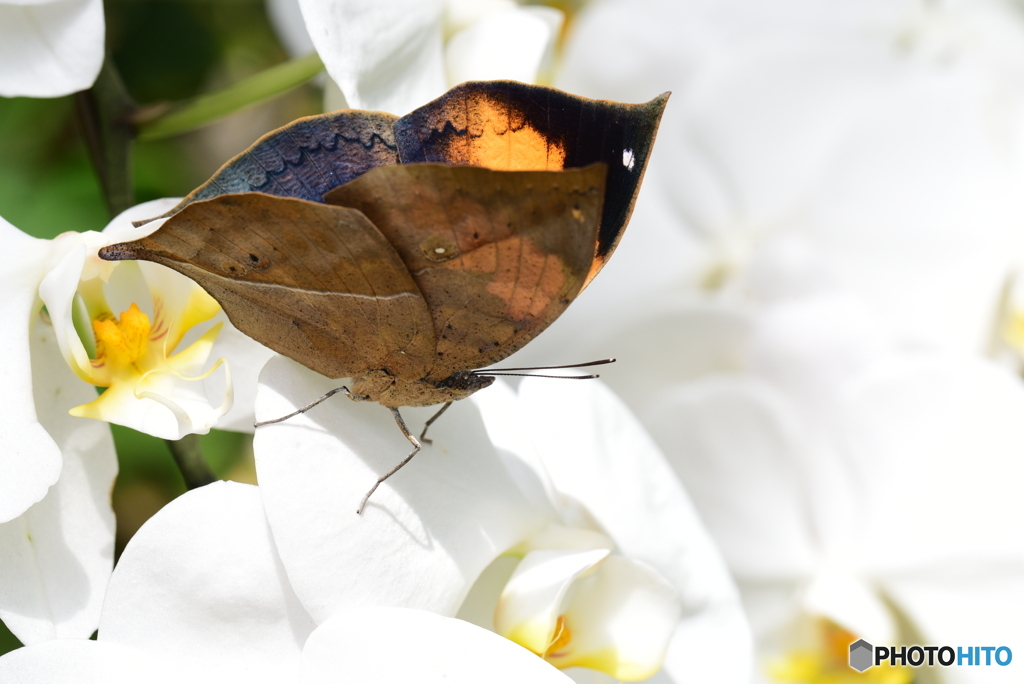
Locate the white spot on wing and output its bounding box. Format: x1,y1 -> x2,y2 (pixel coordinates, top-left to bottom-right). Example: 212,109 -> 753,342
622,148 -> 635,171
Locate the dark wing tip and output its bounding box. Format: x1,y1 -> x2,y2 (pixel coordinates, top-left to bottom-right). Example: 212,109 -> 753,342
131,214 -> 167,228
98,243 -> 140,262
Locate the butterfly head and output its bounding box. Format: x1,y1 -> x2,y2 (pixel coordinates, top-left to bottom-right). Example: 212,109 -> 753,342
434,370 -> 496,396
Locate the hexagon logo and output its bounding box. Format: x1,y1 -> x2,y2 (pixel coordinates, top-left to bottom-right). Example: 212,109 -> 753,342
849,639 -> 874,672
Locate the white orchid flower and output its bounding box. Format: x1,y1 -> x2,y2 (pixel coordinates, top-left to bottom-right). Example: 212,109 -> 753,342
573,255 -> 1024,683
553,0 -> 1024,356
0,200 -> 274,645
253,355 -> 751,682
267,0 -> 564,114
470,1 -> 1024,679
0,481 -> 574,683
0,310 -> 116,646
7,198 -> 273,449
0,0 -> 104,98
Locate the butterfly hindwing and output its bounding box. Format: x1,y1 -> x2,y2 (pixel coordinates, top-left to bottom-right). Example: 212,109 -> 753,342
105,193 -> 436,381
393,81 -> 668,284
325,163 -> 605,380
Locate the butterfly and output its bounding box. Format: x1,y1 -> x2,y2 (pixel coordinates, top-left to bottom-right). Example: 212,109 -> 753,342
101,80 -> 668,512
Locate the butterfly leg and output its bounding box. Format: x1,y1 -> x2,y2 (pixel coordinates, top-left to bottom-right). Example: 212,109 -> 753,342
357,408 -> 421,515
254,386 -> 365,428
419,401 -> 453,445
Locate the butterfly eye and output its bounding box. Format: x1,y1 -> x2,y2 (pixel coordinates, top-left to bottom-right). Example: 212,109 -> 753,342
420,235 -> 460,262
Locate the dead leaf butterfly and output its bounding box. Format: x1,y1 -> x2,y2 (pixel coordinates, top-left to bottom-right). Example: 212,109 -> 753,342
101,80 -> 669,512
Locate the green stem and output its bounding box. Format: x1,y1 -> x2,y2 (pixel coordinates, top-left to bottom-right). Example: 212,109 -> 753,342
135,52 -> 324,141
73,58 -> 137,217
165,434 -> 217,490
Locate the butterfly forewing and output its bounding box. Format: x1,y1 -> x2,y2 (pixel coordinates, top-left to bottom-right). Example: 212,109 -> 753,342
325,163 -> 605,380
105,193 -> 436,381
155,110 -> 401,221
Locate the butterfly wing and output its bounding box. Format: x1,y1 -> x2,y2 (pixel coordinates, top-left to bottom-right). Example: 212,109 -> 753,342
151,110 -> 401,221
325,163 -> 605,381
393,81 -> 669,285
102,193 -> 436,381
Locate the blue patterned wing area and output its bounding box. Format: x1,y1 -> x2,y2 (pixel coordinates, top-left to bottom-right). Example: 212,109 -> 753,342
151,110 -> 400,221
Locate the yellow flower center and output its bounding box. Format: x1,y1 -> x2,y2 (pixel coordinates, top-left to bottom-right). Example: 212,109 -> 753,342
545,615 -> 572,656
768,620 -> 913,684
92,303 -> 151,375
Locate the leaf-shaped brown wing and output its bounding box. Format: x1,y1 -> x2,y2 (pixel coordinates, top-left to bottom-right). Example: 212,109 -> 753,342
101,193 -> 436,381
393,81 -> 668,285
153,110 -> 401,221
325,163 -> 605,380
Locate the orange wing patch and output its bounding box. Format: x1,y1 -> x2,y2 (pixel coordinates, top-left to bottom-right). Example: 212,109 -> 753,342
439,96 -> 567,172
463,236 -> 568,322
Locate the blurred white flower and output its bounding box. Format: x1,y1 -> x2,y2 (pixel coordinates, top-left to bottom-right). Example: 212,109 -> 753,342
572,244 -> 1024,683
267,0 -> 564,113
253,356 -> 751,682
549,0 -> 1024,356
0,0 -> 104,98
0,481 -> 574,683
416,0 -> 1024,678
0,200 -> 272,644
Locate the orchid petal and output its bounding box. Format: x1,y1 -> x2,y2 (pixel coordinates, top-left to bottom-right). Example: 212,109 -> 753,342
515,377 -> 753,682
137,261 -> 220,354
0,640 -> 177,684
580,303 -> 754,420
444,0 -> 516,34
303,607 -> 573,682
445,6 -> 562,86
882,569 -> 1024,669
254,355 -> 546,623
205,318 -> 275,432
266,0 -> 315,58
468,378 -> 562,519
99,481 -> 316,681
0,320 -> 116,644
297,0 -> 446,113
68,345 -> 230,440
845,353 -> 1024,571
495,548 -> 610,655
640,376 -> 819,580
551,556 -> 683,682
747,292 -> 891,415
800,563 -> 895,645
0,217 -> 61,522
39,240 -> 96,382
161,322 -> 222,377
0,0 -> 104,98
98,198 -> 176,243
742,292 -> 896,548
797,70 -> 1024,354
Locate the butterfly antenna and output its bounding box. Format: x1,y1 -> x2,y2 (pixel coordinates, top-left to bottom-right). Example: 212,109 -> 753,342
472,358 -> 615,379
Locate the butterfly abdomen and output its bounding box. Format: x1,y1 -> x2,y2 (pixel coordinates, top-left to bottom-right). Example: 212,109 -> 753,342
350,370 -> 495,408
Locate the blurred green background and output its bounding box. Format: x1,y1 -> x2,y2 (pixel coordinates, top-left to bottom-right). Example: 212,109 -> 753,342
0,0 -> 323,655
